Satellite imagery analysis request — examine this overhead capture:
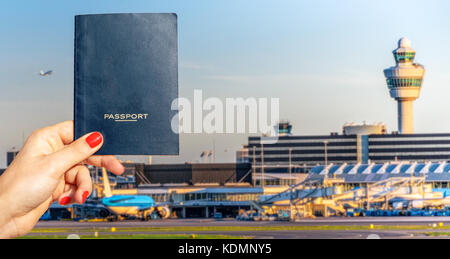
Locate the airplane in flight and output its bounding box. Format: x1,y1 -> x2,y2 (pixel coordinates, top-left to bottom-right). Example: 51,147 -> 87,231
100,168 -> 171,220
39,70 -> 54,76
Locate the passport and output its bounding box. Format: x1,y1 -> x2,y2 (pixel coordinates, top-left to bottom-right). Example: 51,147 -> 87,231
74,13 -> 179,155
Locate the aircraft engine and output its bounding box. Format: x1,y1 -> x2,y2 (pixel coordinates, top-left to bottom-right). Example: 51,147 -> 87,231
157,206 -> 171,219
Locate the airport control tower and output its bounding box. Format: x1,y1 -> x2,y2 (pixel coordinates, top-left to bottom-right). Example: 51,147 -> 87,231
384,37 -> 425,134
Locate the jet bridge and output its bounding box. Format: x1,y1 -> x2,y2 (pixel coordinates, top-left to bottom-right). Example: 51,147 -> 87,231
253,174 -> 448,219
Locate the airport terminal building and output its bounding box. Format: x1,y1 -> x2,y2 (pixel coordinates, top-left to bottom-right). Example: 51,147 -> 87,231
244,123 -> 450,176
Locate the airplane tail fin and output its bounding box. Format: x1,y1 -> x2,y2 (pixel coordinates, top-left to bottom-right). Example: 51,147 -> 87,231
102,167 -> 113,198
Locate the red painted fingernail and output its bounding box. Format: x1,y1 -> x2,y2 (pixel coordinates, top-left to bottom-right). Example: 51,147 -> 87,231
86,132 -> 102,148
82,191 -> 89,203
60,197 -> 71,206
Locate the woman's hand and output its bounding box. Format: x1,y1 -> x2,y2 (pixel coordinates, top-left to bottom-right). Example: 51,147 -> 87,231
0,121 -> 125,238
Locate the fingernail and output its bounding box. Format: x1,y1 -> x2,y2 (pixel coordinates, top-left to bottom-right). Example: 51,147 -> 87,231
82,191 -> 89,203
60,197 -> 71,206
86,132 -> 103,148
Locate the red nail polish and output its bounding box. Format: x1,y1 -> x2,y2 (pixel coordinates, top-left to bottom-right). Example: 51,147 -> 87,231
60,197 -> 71,206
82,191 -> 89,203
86,132 -> 102,148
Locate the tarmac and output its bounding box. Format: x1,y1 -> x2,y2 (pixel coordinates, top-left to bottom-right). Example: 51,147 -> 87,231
29,217 -> 450,239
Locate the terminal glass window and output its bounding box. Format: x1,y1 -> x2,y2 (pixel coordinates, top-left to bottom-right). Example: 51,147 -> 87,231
174,192 -> 260,202
386,78 -> 422,89
394,52 -> 415,63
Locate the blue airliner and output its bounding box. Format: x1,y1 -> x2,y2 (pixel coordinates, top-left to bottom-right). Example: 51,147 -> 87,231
101,168 -> 170,220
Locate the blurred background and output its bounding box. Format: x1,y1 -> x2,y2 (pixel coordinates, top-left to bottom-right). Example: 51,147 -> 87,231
0,0 -> 449,167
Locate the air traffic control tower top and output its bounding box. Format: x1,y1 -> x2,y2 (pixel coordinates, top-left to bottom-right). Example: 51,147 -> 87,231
384,37 -> 425,134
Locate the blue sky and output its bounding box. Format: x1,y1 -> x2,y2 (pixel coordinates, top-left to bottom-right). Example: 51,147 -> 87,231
0,0 -> 449,167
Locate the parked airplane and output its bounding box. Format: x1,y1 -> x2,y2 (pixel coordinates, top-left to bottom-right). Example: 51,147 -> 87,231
100,168 -> 171,220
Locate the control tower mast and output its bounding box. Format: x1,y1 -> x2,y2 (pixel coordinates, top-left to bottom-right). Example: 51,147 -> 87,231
384,38 -> 425,134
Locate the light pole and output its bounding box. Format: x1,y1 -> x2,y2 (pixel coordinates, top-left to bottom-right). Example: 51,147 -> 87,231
290,186 -> 294,222
289,147 -> 293,222
261,143 -> 265,188
289,148 -> 293,185
324,141 -> 329,181
253,146 -> 256,186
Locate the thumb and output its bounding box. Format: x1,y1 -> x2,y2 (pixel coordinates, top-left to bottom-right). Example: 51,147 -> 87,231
46,132 -> 103,177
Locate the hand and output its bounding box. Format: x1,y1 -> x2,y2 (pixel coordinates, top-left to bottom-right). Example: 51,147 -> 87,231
0,121 -> 125,238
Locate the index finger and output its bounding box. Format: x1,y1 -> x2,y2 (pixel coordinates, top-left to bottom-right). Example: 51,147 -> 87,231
85,155 -> 125,175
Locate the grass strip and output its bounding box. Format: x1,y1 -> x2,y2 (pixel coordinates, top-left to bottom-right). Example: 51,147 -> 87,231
19,234 -> 251,239
30,225 -> 450,234
423,232 -> 450,237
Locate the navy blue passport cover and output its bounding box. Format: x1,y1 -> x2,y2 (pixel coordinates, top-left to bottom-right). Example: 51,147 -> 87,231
74,13 -> 179,155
